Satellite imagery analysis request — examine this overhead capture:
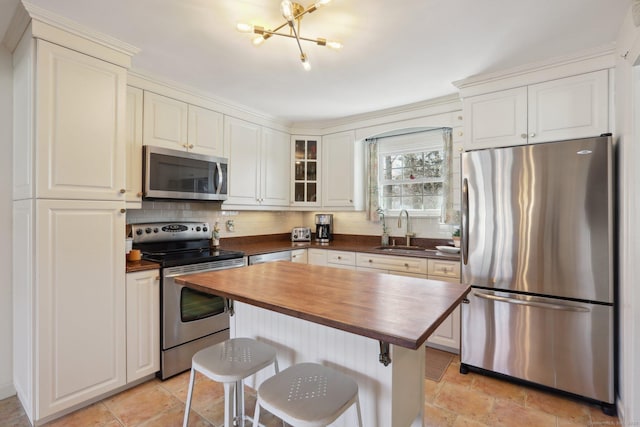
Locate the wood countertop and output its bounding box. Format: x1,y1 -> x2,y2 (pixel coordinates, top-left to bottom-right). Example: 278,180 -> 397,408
175,261 -> 470,350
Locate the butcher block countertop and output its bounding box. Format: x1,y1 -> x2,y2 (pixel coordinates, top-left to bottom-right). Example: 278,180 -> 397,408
175,261 -> 470,350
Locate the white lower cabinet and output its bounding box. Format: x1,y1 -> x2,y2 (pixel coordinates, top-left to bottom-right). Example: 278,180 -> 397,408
307,248 -> 328,266
126,270 -> 160,382
291,249 -> 308,264
425,259 -> 461,351
31,200 -> 127,420
355,253 -> 428,276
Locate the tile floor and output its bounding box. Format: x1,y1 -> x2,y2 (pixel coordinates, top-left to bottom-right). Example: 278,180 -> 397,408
0,352 -> 622,427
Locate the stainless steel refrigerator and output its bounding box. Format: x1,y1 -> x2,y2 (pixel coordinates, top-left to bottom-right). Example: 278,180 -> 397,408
460,136 -> 615,414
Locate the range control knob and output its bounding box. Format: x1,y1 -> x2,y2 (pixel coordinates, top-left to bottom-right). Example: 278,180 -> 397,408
203,227 -> 208,232
145,228 -> 152,234
196,226 -> 201,232
153,228 -> 159,233
136,229 -> 143,236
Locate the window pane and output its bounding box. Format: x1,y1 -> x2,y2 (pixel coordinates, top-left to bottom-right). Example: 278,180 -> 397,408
423,182 -> 443,196
307,183 -> 317,202
403,183 -> 422,196
308,141 -> 317,160
307,161 -> 316,180
294,183 -> 305,201
391,168 -> 403,181
295,140 -> 305,160
407,196 -> 423,210
424,196 -> 441,209
295,161 -> 305,180
425,151 -> 443,177
382,184 -> 401,197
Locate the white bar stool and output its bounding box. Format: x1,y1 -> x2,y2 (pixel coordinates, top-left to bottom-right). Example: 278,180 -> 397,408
183,337 -> 279,427
252,362 -> 363,427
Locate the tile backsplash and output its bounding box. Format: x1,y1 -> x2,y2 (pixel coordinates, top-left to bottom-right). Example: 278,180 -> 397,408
126,202 -> 456,239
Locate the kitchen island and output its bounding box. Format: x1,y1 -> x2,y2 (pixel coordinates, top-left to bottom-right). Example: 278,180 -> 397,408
176,261 -> 470,427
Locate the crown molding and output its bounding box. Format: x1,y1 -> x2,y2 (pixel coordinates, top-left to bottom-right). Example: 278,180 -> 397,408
127,70 -> 292,132
22,1 -> 139,57
2,1 -> 30,52
454,44 -> 616,97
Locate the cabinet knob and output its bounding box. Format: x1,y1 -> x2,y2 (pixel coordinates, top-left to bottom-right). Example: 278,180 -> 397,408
520,133 -> 527,139
136,192 -> 143,197
368,259 -> 373,263
188,144 -> 194,149
529,132 -> 536,138
182,143 -> 189,148
120,188 -> 126,194
120,208 -> 126,213
404,263 -> 409,268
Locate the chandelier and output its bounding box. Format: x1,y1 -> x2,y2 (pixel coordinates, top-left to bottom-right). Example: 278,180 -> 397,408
236,0 -> 342,71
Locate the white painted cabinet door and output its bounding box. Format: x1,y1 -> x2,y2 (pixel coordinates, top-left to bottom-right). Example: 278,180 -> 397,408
528,70 -> 609,144
36,40 -> 127,200
261,127 -> 291,206
143,91 -> 189,150
463,87 -> 528,150
126,270 -> 160,383
307,248 -> 328,266
36,199 -> 126,418
224,117 -> 261,205
187,104 -> 224,156
291,249 -> 308,264
322,131 -> 356,207
125,86 -> 143,206
425,276 -> 461,351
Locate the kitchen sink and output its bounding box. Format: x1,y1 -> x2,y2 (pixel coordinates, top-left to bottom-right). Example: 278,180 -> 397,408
372,246 -> 438,255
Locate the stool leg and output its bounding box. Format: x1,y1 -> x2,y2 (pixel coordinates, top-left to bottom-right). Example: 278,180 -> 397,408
252,397 -> 260,427
235,379 -> 245,425
182,368 -> 196,427
355,395 -> 363,427
223,382 -> 235,427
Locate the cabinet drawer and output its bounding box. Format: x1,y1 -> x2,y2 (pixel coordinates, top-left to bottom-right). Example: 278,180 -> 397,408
428,259 -> 460,279
356,253 -> 427,275
327,250 -> 356,266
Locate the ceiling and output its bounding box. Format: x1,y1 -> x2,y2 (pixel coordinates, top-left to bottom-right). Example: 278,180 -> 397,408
0,0 -> 632,124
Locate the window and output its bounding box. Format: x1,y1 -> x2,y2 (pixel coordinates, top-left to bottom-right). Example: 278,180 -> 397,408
377,129 -> 446,215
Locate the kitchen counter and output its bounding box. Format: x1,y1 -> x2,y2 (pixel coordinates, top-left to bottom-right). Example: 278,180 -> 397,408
176,261 -> 470,427
125,259 -> 160,273
221,233 -> 461,261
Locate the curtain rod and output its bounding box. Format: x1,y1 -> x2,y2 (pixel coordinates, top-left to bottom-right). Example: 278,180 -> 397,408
365,126 -> 450,142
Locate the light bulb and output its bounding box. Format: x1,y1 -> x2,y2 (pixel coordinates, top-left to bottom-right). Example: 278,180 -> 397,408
315,0 -> 331,6
236,23 -> 253,33
326,40 -> 342,49
301,55 -> 311,71
252,36 -> 266,46
281,0 -> 294,21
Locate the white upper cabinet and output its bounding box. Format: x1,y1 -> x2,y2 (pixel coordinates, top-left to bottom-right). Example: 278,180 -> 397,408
35,40 -> 127,200
291,136 -> 321,208
125,86 -> 143,205
463,70 -> 609,150
224,117 -> 290,207
143,91 -> 188,150
321,131 -> 364,209
187,104 -> 224,156
143,91 -> 224,156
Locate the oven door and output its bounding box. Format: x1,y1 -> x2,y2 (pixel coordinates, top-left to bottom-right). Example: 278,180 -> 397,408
162,265 -> 231,350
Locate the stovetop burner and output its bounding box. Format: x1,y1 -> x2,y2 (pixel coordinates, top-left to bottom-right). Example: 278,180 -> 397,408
131,221 -> 244,268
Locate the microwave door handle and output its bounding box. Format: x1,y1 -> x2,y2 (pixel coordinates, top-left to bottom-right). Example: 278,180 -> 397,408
216,162 -> 223,195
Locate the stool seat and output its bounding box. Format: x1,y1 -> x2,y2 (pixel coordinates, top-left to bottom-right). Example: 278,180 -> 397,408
192,337 -> 278,382
183,337 -> 278,427
253,362 -> 362,427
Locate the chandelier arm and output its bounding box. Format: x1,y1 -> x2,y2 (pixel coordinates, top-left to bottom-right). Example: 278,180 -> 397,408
288,21 -> 306,59
260,30 -> 325,45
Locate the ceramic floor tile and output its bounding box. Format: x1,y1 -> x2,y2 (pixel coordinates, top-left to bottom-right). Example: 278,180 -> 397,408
43,402 -> 117,427
441,362 -> 475,388
470,372 -> 527,406
451,415 -> 490,427
0,396 -> 27,421
103,381 -> 182,426
485,397 -> 557,427
433,382 -> 494,421
137,404 -> 212,427
423,402 -> 457,426
525,388 -> 591,424
588,405 -> 622,426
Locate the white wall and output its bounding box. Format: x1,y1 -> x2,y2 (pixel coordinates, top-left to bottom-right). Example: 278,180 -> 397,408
615,7 -> 640,425
0,44 -> 15,399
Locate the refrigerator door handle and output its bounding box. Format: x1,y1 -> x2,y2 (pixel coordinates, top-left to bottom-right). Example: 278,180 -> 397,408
462,177 -> 469,265
473,290 -> 591,313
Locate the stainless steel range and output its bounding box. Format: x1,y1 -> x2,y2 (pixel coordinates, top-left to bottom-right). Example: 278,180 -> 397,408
131,222 -> 245,380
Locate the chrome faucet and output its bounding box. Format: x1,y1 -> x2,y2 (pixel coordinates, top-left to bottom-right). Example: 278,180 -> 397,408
397,209 -> 415,246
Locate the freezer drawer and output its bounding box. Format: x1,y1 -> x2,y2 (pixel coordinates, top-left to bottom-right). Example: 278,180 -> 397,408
461,289 -> 613,403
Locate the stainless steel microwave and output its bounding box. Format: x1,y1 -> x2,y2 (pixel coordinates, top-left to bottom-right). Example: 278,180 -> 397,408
143,145 -> 228,201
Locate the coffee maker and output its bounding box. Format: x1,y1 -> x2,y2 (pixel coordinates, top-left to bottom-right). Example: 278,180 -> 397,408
315,214 -> 333,243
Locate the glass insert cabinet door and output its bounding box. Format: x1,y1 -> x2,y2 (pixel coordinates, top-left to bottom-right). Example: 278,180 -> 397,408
292,137 -> 319,204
